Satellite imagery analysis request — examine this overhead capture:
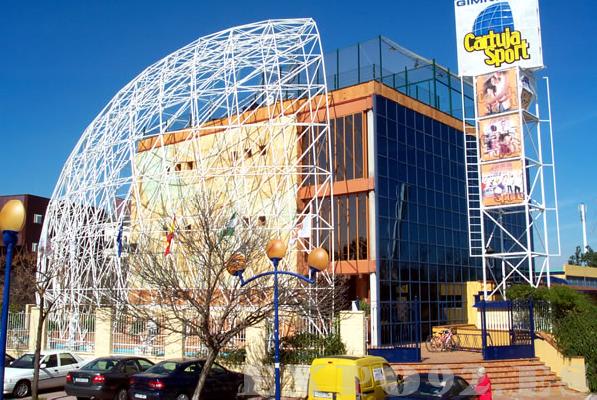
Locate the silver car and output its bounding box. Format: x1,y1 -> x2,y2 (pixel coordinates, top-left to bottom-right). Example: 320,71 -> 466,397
3,350 -> 85,398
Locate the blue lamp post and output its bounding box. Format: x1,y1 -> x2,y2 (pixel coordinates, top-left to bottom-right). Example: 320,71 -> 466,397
227,240 -> 329,400
0,200 -> 26,400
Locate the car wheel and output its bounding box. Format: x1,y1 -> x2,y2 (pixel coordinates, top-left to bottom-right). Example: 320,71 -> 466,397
12,380 -> 30,398
175,394 -> 190,400
115,388 -> 128,400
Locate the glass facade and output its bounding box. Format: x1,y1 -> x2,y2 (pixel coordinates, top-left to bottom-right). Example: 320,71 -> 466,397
374,95 -> 481,342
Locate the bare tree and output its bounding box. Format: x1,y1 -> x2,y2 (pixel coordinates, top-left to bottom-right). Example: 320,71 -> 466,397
30,252 -> 69,400
115,189 -> 320,399
0,250 -> 36,310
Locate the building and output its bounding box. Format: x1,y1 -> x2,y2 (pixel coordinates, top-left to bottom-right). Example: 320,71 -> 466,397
552,264 -> 597,301
131,36 -> 481,344
317,36 -> 480,344
0,194 -> 50,253
40,24 -> 488,349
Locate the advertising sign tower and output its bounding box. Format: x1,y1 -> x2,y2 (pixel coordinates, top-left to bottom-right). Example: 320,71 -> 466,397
454,0 -> 560,299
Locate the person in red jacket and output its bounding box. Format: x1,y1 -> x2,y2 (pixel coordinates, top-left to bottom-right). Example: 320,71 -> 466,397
475,366 -> 493,400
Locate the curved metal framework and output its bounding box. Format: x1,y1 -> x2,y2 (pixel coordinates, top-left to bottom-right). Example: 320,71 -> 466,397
39,19 -> 334,336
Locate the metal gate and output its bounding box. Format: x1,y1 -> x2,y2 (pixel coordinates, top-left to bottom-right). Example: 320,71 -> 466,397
369,299 -> 421,362
480,299 -> 535,360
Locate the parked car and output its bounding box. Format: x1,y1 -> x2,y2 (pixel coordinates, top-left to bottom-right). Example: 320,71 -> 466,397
65,356 -> 155,400
3,350 -> 85,398
4,354 -> 15,366
307,355 -> 399,399
395,373 -> 478,399
129,358 -> 245,400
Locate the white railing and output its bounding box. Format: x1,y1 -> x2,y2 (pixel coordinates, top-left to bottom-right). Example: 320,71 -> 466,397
46,312 -> 95,353
7,312 -> 29,351
112,315 -> 165,357
183,325 -> 246,358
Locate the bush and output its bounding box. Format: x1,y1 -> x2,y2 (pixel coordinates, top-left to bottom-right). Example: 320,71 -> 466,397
217,348 -> 246,365
508,284 -> 597,391
264,332 -> 346,365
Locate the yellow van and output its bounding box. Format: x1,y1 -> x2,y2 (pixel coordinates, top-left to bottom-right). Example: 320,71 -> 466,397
307,355 -> 399,400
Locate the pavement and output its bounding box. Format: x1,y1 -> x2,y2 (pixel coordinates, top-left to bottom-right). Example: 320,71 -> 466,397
12,389 -> 594,400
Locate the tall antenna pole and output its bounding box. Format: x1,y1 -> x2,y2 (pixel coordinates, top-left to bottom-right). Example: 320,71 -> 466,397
579,203 -> 589,255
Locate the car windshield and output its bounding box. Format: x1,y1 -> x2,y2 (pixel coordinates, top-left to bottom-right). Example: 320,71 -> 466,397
145,361 -> 180,374
10,354 -> 36,369
413,380 -> 447,396
83,359 -> 117,371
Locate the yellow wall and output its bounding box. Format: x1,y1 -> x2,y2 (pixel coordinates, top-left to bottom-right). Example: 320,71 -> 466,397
127,115 -> 301,284
535,338 -> 589,392
564,264 -> 597,279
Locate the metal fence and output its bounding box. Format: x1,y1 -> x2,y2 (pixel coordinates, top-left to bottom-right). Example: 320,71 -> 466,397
7,312 -> 29,351
183,328 -> 246,358
46,311 -> 96,352
534,300 -> 553,334
112,315 -> 165,357
322,36 -> 475,120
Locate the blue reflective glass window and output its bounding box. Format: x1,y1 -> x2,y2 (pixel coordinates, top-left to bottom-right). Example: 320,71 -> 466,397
387,101 -> 396,121
375,96 -> 386,115
415,113 -> 424,131
377,115 -> 387,138
406,127 -> 416,147
388,120 -> 397,140
405,108 -> 414,127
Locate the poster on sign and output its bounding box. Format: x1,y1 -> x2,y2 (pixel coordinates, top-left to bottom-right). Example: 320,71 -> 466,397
481,160 -> 525,207
478,113 -> 522,162
475,68 -> 519,117
454,0 -> 544,76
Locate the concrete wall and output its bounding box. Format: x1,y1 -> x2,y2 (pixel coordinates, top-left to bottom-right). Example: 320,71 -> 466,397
12,307 -> 367,398
535,338 -> 589,393
339,311 -> 366,356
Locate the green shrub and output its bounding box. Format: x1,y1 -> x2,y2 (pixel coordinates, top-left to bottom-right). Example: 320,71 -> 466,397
264,332 -> 346,365
508,284 -> 597,391
217,348 -> 246,365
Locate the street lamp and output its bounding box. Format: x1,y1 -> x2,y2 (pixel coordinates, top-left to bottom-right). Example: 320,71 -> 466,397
227,240 -> 329,400
0,200 -> 26,400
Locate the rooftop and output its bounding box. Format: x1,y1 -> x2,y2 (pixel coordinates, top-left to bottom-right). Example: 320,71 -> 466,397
323,36 -> 474,120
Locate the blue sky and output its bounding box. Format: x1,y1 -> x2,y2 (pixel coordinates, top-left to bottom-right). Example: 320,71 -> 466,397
1,0 -> 595,268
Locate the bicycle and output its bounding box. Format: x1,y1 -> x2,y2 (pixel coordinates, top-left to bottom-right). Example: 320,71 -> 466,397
425,328 -> 460,352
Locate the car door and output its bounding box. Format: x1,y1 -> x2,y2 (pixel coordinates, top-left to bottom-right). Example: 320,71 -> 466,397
58,353 -> 81,379
179,362 -> 202,395
39,354 -> 61,389
203,363 -> 232,399
110,359 -> 139,391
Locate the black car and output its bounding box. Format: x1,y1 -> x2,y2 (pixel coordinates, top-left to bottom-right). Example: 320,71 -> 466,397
129,359 -> 245,400
65,356 -> 154,400
389,373 -> 478,399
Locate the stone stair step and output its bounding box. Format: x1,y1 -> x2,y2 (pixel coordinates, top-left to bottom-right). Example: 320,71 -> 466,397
390,357 -> 568,394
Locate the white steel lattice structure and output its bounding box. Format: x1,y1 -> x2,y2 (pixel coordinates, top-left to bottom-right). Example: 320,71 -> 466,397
38,19 -> 334,334
462,68 -> 560,299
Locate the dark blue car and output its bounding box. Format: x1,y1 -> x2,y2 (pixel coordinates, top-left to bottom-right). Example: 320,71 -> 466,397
389,373 -> 478,399
128,359 -> 245,400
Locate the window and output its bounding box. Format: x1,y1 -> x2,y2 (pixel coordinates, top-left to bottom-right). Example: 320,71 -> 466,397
59,353 -> 78,366
333,193 -> 368,261
34,214 -> 43,224
84,359 -> 116,371
137,359 -> 153,371
301,112 -> 366,185
209,363 -> 226,376
183,363 -> 201,374
43,355 -> 58,368
123,359 -> 139,374
32,243 -> 38,253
